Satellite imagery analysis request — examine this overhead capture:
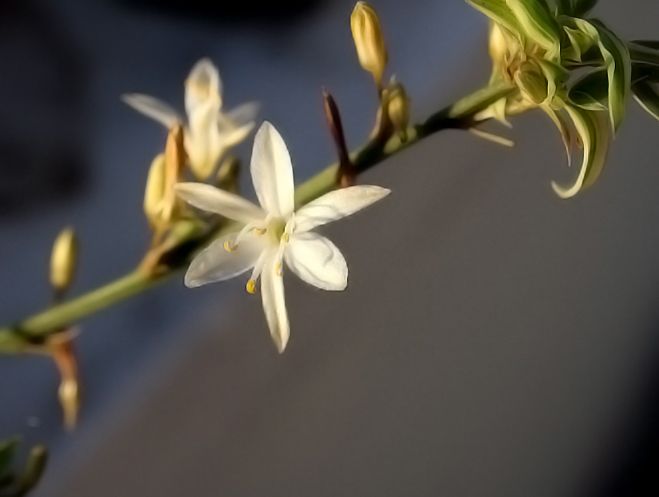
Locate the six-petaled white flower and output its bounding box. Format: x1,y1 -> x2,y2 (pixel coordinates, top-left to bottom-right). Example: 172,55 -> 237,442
175,121 -> 390,352
123,58 -> 257,180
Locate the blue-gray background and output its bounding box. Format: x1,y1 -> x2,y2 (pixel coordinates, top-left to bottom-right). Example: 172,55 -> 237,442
1,0 -> 659,495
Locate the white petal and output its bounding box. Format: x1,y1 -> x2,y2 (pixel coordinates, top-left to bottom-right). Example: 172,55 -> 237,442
219,121 -> 255,149
250,121 -> 295,217
261,254 -> 290,353
122,94 -> 181,128
294,185 -> 390,232
186,99 -> 223,179
175,182 -> 265,224
185,58 -> 222,117
224,102 -> 260,126
184,233 -> 262,288
285,232 -> 348,291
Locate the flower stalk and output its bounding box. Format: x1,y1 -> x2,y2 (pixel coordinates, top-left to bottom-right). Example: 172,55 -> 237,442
0,83 -> 507,351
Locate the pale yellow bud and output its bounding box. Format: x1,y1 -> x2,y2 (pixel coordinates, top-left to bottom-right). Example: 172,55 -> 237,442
50,228 -> 78,293
144,153 -> 166,229
488,22 -> 508,69
351,1 -> 388,88
384,82 -> 410,139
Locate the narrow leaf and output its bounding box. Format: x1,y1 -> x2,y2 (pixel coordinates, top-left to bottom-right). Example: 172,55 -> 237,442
467,0 -> 522,37
542,105 -> 574,167
506,0 -> 561,58
569,70 -> 609,110
551,105 -> 610,199
591,19 -> 632,132
629,42 -> 659,67
571,0 -> 598,17
633,81 -> 659,121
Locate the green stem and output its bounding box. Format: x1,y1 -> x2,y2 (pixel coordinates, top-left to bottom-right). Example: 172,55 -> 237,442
0,83 -> 513,352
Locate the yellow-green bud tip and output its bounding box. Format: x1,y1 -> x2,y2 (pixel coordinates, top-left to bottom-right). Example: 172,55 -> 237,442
50,227 -> 78,293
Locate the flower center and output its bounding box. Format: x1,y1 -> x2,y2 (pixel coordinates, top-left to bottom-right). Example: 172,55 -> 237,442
267,217 -> 287,245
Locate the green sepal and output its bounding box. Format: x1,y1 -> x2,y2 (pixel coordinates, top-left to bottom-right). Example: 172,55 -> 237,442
551,104 -> 610,199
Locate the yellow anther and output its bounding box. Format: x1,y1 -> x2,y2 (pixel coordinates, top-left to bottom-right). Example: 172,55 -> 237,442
223,240 -> 235,252
246,279 -> 257,294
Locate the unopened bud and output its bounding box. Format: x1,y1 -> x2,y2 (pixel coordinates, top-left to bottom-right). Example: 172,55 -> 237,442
144,153 -> 166,229
351,1 -> 388,88
161,125 -> 185,224
50,335 -> 80,431
50,228 -> 78,294
384,82 -> 410,141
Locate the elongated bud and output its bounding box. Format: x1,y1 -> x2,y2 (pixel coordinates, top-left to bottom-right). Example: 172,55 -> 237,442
351,1 -> 388,89
384,82 -> 410,141
322,89 -> 354,186
161,124 -> 185,224
50,335 -> 80,430
144,153 -> 166,229
50,228 -> 78,294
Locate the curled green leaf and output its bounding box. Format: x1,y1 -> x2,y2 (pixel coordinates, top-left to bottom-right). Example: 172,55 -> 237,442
590,19 -> 632,132
569,69 -> 608,110
467,0 -> 522,38
542,104 -> 574,166
505,0 -> 561,58
551,105 -> 610,199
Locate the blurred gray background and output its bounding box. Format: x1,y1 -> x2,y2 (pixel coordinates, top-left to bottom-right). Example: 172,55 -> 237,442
1,0 -> 659,496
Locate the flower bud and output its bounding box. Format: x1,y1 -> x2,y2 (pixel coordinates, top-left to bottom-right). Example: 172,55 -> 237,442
50,228 -> 78,294
144,153 -> 166,229
384,82 -> 410,140
351,1 -> 388,88
50,335 -> 80,430
161,124 -> 185,224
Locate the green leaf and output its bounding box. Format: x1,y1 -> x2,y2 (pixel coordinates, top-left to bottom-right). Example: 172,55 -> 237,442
570,0 -> 598,17
629,42 -> 659,67
633,62 -> 659,84
556,0 -> 598,16
466,0 -> 522,38
569,70 -> 609,110
631,40 -> 659,51
633,80 -> 659,121
551,105 -> 610,199
542,104 -> 575,166
562,25 -> 597,62
591,19 -> 632,132
506,0 -> 562,58
0,439 -> 18,479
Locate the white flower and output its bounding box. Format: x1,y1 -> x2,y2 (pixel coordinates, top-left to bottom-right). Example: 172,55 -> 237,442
123,58 -> 258,180
175,122 -> 390,352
